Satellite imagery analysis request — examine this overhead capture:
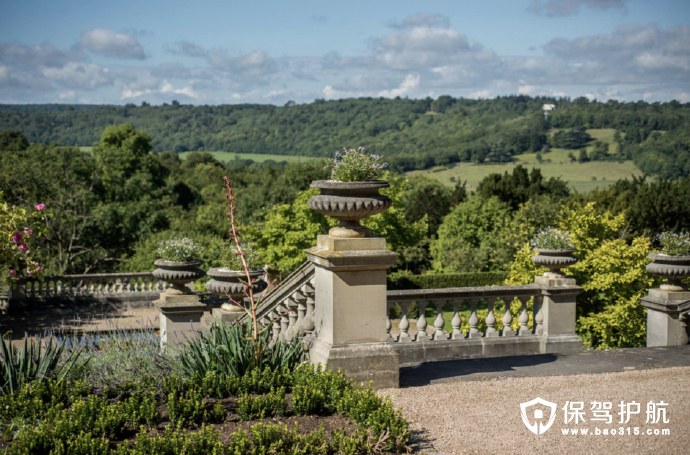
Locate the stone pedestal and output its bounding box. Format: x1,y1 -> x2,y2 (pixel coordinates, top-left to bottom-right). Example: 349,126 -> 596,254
156,290 -> 205,350
535,275 -> 583,354
640,288 -> 690,347
211,305 -> 244,324
306,235 -> 399,388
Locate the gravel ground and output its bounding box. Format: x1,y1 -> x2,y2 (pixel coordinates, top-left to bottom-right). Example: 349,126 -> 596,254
381,366 -> 690,454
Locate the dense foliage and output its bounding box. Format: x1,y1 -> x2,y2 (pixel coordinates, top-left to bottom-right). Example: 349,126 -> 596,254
1,102 -> 689,348
2,95 -> 688,177
0,328 -> 410,454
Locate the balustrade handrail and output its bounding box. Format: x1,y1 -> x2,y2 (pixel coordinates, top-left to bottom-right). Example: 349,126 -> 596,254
387,284 -> 541,302
253,261 -> 315,322
11,271 -> 168,302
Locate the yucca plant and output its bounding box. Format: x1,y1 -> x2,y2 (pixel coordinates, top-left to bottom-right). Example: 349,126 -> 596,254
179,322 -> 305,378
0,335 -> 86,395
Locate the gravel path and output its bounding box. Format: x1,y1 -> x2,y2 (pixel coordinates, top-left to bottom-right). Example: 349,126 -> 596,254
381,366 -> 690,454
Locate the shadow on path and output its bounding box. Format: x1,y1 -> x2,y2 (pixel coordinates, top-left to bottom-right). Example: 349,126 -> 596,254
400,345 -> 690,387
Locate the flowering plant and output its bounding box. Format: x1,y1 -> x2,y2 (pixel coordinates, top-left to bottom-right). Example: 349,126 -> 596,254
219,242 -> 261,271
155,237 -> 202,262
530,227 -> 574,250
0,193 -> 47,286
655,231 -> 690,256
328,147 -> 388,182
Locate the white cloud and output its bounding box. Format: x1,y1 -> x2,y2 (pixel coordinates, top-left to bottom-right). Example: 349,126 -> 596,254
379,74 -> 420,98
40,62 -> 112,89
168,41 -> 207,58
80,28 -> 145,60
208,49 -> 277,80
160,80 -> 198,98
528,0 -> 627,17
373,14 -> 484,70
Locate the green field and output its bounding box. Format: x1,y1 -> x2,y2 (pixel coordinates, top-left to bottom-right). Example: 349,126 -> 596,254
409,150 -> 642,193
409,128 -> 642,193
178,151 -> 323,164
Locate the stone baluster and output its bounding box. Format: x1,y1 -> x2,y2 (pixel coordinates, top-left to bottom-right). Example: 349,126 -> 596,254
534,296 -> 544,335
468,300 -> 481,338
398,302 -> 412,342
432,300 -> 448,341
518,297 -> 530,336
271,309 -> 281,342
295,289 -> 307,338
501,298 -> 515,337
451,301 -> 463,340
415,301 -> 429,341
284,296 -> 298,340
280,302 -> 290,340
301,282 -> 316,339
485,297 -> 498,337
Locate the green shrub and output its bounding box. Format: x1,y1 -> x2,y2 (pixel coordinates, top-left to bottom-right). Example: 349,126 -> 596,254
388,270 -> 507,290
51,431 -> 110,455
166,388 -> 208,429
117,425 -> 225,455
237,387 -> 287,420
292,364 -> 349,415
337,386 -> 410,453
577,296 -> 647,349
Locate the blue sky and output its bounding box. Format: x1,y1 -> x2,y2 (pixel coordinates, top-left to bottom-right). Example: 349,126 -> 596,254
1,0 -> 689,105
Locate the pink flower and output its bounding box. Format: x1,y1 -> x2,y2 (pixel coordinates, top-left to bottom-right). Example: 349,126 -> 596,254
26,262 -> 41,276
35,203 -> 45,211
8,268 -> 17,278
18,244 -> 29,252
23,227 -> 33,237
12,232 -> 23,244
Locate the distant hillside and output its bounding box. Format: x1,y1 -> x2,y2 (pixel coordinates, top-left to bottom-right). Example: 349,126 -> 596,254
1,96 -> 689,177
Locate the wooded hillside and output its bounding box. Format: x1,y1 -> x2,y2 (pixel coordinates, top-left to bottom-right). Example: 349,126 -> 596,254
1,96 -> 689,178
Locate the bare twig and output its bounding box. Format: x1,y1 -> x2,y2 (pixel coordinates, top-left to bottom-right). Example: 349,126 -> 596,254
223,176 -> 260,341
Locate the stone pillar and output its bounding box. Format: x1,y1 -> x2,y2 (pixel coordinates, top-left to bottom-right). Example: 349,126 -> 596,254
156,290 -> 206,350
306,235 -> 399,388
535,275 -> 583,354
640,288 -> 690,347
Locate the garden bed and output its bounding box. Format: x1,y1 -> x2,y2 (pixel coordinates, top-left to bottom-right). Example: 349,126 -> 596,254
0,324 -> 411,454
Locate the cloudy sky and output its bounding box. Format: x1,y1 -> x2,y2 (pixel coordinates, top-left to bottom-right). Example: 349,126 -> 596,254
1,0 -> 689,105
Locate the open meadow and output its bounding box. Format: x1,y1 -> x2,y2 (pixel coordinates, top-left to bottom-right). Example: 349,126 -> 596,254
409,148 -> 642,193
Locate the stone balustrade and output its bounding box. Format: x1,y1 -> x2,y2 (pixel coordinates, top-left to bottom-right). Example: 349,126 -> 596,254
255,258 -> 583,379
387,285 -> 546,366
253,261 -> 316,342
11,272 -> 168,306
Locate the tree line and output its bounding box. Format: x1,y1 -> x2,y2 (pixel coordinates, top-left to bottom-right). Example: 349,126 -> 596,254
1,95 -> 688,178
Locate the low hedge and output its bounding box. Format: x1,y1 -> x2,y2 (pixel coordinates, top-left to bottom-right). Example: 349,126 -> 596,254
388,270 -> 508,290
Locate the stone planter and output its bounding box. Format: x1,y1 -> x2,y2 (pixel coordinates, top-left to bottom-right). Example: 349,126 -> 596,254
308,180 -> 391,238
152,259 -> 204,295
206,267 -> 267,313
532,249 -> 578,277
646,253 -> 690,291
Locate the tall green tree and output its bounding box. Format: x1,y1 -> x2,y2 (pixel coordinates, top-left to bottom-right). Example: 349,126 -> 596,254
431,195 -> 514,272
92,124 -> 170,265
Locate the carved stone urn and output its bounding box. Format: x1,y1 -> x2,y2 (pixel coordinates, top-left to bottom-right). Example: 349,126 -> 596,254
152,259 -> 205,295
206,268 -> 267,313
532,249 -> 578,277
646,253 -> 690,291
308,180 -> 391,238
